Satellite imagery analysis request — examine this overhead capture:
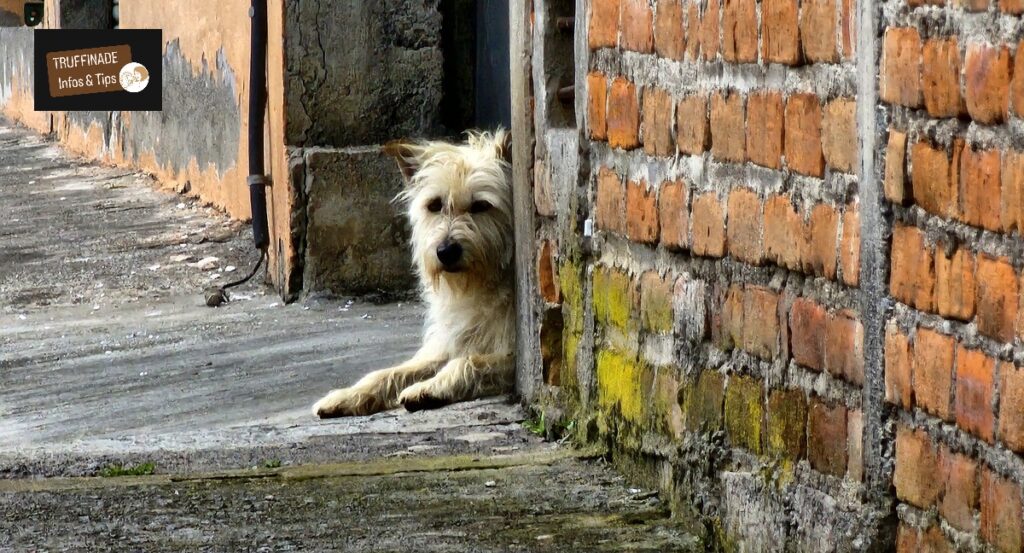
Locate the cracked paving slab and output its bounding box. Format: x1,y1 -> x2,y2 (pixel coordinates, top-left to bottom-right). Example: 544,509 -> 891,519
0,119 -> 701,550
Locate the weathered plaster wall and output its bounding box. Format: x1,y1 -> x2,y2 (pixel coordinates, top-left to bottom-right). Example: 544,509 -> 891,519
0,0 -> 22,26
0,0 -> 297,298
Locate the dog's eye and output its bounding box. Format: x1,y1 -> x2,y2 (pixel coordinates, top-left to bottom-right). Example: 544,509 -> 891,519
470,200 -> 492,214
426,198 -> 443,213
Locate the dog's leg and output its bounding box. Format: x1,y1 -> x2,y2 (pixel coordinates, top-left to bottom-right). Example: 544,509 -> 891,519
313,355 -> 446,418
397,353 -> 514,411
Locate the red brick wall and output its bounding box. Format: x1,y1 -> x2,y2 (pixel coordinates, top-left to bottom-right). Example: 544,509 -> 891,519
882,9 -> 1024,550
524,0 -> 1024,548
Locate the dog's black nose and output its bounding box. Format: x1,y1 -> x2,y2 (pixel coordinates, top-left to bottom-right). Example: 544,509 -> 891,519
436,241 -> 463,268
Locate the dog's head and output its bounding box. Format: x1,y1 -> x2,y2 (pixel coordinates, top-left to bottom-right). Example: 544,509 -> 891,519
385,130 -> 513,289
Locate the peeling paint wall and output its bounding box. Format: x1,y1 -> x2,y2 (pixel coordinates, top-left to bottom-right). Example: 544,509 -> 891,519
0,0 -> 295,298
0,0 -> 22,26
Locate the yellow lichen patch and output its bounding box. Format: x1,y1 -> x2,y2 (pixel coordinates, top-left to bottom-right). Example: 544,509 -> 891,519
596,349 -> 645,423
559,260 -> 584,333
593,265 -> 635,331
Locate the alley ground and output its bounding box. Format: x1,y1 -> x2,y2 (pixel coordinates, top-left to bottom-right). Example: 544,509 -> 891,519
0,119 -> 700,551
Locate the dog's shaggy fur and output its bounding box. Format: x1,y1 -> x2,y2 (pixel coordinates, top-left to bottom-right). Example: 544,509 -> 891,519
312,130 -> 515,417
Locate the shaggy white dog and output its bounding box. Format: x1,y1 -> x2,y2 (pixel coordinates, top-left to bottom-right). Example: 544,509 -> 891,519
313,130 -> 516,417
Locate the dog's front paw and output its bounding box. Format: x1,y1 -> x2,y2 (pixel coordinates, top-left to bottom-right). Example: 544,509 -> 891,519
398,382 -> 450,412
312,388 -> 378,418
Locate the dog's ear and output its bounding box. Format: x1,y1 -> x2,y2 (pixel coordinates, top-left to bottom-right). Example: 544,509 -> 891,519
382,140 -> 421,182
496,131 -> 512,164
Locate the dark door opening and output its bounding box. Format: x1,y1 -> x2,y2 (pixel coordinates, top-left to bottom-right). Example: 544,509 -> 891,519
440,1 -> 511,132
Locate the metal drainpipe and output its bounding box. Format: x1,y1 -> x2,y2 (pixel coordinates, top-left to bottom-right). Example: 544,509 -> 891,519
247,0 -> 270,252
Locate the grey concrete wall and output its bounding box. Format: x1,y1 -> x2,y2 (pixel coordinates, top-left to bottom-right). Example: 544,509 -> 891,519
283,0 -> 444,148
298,147 -> 415,298
284,0 -> 448,299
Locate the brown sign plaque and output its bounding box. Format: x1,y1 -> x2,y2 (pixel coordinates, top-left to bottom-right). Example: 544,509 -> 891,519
45,45 -> 132,98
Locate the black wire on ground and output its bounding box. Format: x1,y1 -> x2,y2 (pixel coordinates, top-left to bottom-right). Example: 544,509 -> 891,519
205,249 -> 267,307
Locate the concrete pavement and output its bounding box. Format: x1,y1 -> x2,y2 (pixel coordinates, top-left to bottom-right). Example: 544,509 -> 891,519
0,119 -> 701,551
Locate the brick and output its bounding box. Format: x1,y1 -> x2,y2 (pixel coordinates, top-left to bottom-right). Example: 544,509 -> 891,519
896,524 -> 919,553
595,168 -> 625,234
890,224 -> 935,311
743,287 -> 780,360
807,398 -> 847,477
980,468 -> 1023,553
1003,0 -> 1024,14
722,0 -> 757,63
800,0 -> 838,63
806,204 -> 839,279
960,147 -> 1002,231
955,345 -> 996,443
922,38 -> 965,118
785,94 -> 825,177
884,130 -> 909,205
880,28 -> 923,108
958,0 -> 989,10
922,526 -> 954,553
975,254 -> 1018,343
640,271 -> 674,333
588,0 -> 620,50
939,447 -> 979,532
677,94 -> 709,155
654,0 -> 685,60
964,43 -> 1011,125
847,409 -> 863,482
911,141 -> 958,219
840,0 -> 855,60
692,192 -> 727,257
683,370 -> 726,432
699,0 -> 721,61
607,78 -> 640,150
593,265 -> 635,331
894,425 -> 942,508
587,72 -> 608,141
716,284 -> 745,350
764,195 -> 806,271
767,388 -> 807,461
626,179 -> 659,244
1001,150 -> 1024,234
621,0 -> 654,53
825,311 -> 865,385
935,247 -> 976,322
913,327 -> 955,421
1013,41 -> 1024,116
726,188 -> 764,265
790,298 -> 826,371
642,87 -> 674,157
761,0 -> 801,65
839,203 -> 860,287
658,180 -> 689,251
710,92 -> 746,162
725,375 -> 763,453
685,1 -> 701,61
999,363 -> 1024,453
885,322 -> 913,409
746,91 -> 784,170
822,98 -> 857,173
538,240 -> 560,304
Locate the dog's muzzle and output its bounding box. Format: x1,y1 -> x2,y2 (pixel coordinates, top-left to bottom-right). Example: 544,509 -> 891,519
436,240 -> 463,271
